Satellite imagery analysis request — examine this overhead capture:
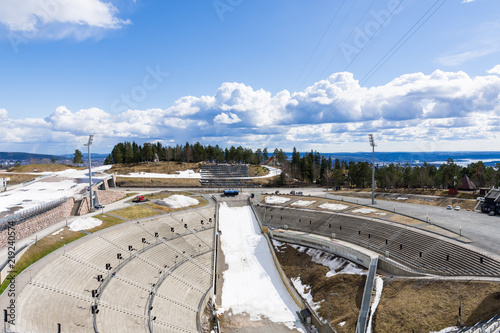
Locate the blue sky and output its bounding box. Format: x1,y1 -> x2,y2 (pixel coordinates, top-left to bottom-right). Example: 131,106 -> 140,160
0,0 -> 500,155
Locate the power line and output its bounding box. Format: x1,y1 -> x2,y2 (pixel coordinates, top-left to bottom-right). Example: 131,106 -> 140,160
301,0 -> 362,86
359,0 -> 449,86
317,0 -> 377,82
289,0 -> 347,92
320,0 -> 448,124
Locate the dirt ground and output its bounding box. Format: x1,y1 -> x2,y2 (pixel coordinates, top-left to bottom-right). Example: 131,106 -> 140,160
272,241 -> 500,333
376,279 -> 500,332
218,312 -> 302,333
333,190 -> 478,210
273,241 -> 366,333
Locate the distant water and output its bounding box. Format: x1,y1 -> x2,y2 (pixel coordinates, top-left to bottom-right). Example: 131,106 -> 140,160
285,151 -> 500,167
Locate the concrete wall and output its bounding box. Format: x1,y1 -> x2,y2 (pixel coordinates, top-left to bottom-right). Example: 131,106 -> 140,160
0,198 -> 74,248
270,230 -> 374,269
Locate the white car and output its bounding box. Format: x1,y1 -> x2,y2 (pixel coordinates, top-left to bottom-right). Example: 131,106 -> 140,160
455,206 -> 460,211
446,205 -> 452,210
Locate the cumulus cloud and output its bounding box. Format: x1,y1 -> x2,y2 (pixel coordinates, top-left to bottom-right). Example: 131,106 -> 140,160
1,66 -> 500,153
488,65 -> 500,76
214,112 -> 242,124
0,0 -> 130,40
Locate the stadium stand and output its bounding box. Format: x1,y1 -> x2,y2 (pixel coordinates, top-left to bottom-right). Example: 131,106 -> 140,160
14,206 -> 215,333
200,164 -> 254,188
255,204 -> 500,277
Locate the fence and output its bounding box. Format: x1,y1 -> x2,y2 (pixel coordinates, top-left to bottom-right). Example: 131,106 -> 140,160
0,197 -> 68,232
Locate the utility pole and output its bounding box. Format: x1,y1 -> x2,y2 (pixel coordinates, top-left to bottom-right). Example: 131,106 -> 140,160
84,135 -> 94,210
369,134 -> 376,205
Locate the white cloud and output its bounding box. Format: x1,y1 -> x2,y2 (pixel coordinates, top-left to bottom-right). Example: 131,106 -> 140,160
0,0 -> 130,39
488,65 -> 500,76
1,66 -> 500,153
214,112 -> 242,124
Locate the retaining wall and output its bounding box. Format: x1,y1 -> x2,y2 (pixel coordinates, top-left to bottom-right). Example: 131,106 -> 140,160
0,198 -> 74,248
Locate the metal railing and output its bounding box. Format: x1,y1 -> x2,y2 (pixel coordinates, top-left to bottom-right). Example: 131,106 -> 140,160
0,197 -> 68,232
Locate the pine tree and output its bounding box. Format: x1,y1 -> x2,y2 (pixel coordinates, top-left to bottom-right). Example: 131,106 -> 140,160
73,149 -> 83,165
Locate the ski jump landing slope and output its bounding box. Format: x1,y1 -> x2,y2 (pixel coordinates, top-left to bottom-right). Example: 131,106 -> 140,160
218,202 -> 304,332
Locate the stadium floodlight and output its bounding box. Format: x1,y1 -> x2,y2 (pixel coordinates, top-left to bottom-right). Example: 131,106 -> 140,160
368,134 -> 376,205
84,135 -> 94,209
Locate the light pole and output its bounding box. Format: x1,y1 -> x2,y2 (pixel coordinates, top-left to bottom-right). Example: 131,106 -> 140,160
368,134 -> 376,205
328,292 -> 339,333
84,135 -> 94,210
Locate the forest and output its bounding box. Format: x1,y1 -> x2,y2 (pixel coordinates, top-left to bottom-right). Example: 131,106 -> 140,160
104,141 -> 500,189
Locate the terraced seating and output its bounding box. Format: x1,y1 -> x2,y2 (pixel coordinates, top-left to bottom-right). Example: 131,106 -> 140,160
16,282 -> 94,333
256,204 -> 500,277
16,206 -> 216,332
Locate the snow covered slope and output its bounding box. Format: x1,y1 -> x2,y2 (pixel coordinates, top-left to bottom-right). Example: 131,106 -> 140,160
218,202 -> 303,331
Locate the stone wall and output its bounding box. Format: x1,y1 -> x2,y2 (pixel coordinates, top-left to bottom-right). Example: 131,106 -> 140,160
0,198 -> 74,248
96,190 -> 126,205
78,190 -> 127,215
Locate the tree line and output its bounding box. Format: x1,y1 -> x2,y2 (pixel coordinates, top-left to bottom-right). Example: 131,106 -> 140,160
100,141 -> 500,189
288,149 -> 500,189
103,141 -> 287,165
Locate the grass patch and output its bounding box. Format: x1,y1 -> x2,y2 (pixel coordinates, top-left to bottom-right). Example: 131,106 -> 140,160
376,279 -> 500,332
110,205 -> 162,220
248,165 -> 269,177
0,228 -> 85,295
7,164 -> 83,173
87,214 -> 126,233
108,161 -> 201,175
0,173 -> 37,185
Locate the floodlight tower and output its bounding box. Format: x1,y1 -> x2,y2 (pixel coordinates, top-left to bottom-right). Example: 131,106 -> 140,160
368,134 -> 376,205
84,135 -> 94,210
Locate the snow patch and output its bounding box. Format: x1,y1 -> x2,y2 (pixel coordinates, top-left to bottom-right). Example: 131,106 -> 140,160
396,197 -> 408,200
120,169 -> 201,178
366,277 -> 384,333
291,277 -> 322,313
352,208 -> 377,214
218,203 -> 301,328
291,200 -> 316,207
68,217 -> 102,231
52,228 -> 64,235
319,203 -> 349,211
0,165 -> 112,215
265,196 -> 291,204
287,244 -> 367,276
429,327 -> 459,333
339,321 -> 346,327
156,195 -> 199,208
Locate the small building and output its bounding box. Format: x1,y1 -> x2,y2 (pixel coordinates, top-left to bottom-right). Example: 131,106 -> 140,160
481,189 -> 500,215
458,174 -> 477,191
1,177 -> 9,191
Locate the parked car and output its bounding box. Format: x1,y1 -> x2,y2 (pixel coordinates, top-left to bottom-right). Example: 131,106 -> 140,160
275,190 -> 280,194
132,195 -> 149,203
94,204 -> 105,209
455,206 -> 460,211
290,190 -> 296,195
297,191 -> 303,195
446,205 -> 452,210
